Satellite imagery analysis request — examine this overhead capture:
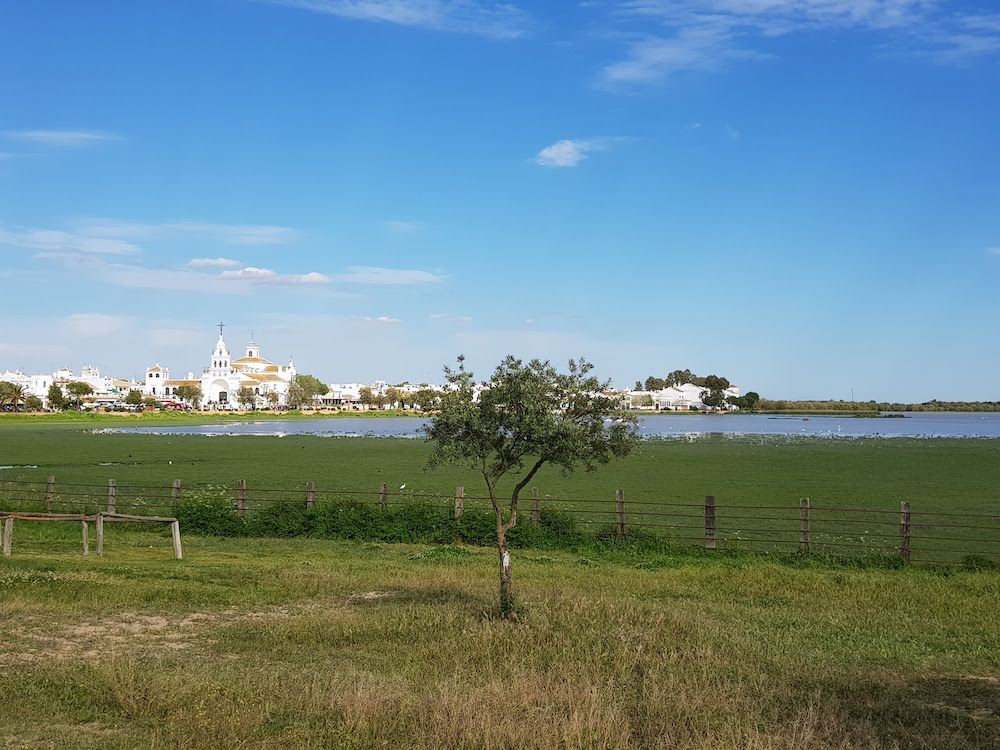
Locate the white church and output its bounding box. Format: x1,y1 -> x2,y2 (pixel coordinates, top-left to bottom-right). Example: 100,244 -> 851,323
144,326 -> 296,409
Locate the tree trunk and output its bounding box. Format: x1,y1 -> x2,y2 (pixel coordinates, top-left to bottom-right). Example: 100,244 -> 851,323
497,527 -> 514,618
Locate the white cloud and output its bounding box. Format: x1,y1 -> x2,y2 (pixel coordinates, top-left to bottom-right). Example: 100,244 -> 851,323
263,0 -> 531,40
0,227 -> 139,255
81,219 -> 296,245
430,313 -> 472,321
65,313 -> 131,338
988,247 -> 1000,255
333,266 -> 445,284
599,25 -> 768,87
3,130 -> 121,147
362,315 -> 402,324
187,257 -> 242,268
599,1 -> 1000,87
219,266 -> 331,284
532,137 -> 624,168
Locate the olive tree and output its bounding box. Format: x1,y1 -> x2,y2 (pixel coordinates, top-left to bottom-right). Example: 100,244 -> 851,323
66,381 -> 94,408
424,355 -> 638,618
174,384 -> 202,409
237,386 -> 257,410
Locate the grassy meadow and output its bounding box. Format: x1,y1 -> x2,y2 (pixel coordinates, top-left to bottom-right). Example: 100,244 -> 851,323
1,529 -> 998,749
2,421 -> 999,747
2,421 -> 1000,562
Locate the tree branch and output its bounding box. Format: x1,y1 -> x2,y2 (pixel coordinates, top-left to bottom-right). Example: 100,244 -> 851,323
503,457 -> 545,533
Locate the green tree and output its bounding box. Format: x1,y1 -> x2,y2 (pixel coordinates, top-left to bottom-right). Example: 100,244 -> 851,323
287,374 -> 327,409
124,389 -> 144,407
265,390 -> 279,409
743,391 -> 760,410
700,375 -> 730,409
385,387 -> 401,408
24,394 -> 43,411
66,381 -> 94,407
142,395 -> 161,410
47,383 -> 67,410
665,369 -> 694,387
0,381 -> 22,410
644,376 -> 666,391
237,386 -> 257,409
410,389 -> 441,411
634,380 -> 642,391
425,355 -> 638,618
358,387 -> 374,410
174,384 -> 202,409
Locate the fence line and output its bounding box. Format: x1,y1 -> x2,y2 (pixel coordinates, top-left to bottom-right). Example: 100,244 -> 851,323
1,476 -> 998,565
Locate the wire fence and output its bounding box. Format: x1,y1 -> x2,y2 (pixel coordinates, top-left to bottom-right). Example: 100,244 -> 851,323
1,476 -> 998,566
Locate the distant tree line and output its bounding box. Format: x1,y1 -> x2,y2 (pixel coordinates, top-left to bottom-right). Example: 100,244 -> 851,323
635,369 -> 756,410
758,399 -> 1000,412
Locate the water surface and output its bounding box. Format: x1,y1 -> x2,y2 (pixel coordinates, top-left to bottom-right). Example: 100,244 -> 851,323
105,412 -> 1000,439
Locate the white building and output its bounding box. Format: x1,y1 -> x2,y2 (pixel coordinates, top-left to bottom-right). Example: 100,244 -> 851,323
0,370 -> 52,405
145,330 -> 296,409
621,382 -> 742,411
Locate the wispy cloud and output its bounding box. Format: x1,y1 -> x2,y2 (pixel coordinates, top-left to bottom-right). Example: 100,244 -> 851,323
187,257 -> 242,268
65,313 -> 132,338
219,266 -> 331,284
362,315 -> 402,323
989,247 -> 1000,256
333,266 -> 445,284
82,219 -> 297,245
599,1 -> 1000,87
3,129 -> 121,147
0,227 -> 139,255
532,137 -> 624,168
430,313 -> 472,321
262,0 -> 530,40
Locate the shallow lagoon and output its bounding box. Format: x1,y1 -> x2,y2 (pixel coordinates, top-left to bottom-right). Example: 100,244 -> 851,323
106,412 -> 1000,439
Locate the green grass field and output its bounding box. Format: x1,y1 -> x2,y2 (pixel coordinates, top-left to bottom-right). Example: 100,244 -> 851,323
1,529 -> 998,749
2,422 -> 999,562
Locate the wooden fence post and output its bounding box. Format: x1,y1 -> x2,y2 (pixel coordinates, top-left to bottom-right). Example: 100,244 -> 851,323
171,520 -> 183,560
799,497 -> 810,554
2,517 -> 12,557
306,481 -> 316,509
171,479 -> 182,504
531,487 -> 540,523
705,495 -> 716,550
900,501 -> 911,561
454,486 -> 464,521
81,520 -> 89,556
236,479 -> 247,515
379,482 -> 388,511
106,479 -> 117,514
46,475 -> 55,512
615,489 -> 626,537
96,513 -> 104,556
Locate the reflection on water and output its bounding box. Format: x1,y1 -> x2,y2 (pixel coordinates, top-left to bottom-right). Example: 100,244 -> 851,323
102,413 -> 1000,439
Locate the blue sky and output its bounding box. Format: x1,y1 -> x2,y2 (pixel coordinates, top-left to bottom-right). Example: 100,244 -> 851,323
1,0 -> 998,400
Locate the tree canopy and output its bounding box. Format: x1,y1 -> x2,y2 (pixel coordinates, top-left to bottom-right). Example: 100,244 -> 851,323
425,355 -> 638,617
287,374 -> 327,408
174,384 -> 202,407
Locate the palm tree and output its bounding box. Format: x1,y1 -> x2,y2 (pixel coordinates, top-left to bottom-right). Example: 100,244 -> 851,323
0,382 -> 26,411
8,383 -> 25,411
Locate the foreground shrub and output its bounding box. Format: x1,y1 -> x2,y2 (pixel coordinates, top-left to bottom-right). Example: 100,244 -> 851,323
175,498 -> 246,536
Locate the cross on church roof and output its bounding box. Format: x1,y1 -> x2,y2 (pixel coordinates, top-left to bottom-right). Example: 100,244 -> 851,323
217,321 -> 225,337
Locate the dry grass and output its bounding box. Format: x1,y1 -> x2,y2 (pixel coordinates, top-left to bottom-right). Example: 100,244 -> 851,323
1,530 -> 998,749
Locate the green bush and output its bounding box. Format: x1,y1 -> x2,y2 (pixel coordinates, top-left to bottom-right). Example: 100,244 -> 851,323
175,498 -> 246,537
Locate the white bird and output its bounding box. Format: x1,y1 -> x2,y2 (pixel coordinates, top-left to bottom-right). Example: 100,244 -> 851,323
168,460 -> 173,465
399,483 -> 406,490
